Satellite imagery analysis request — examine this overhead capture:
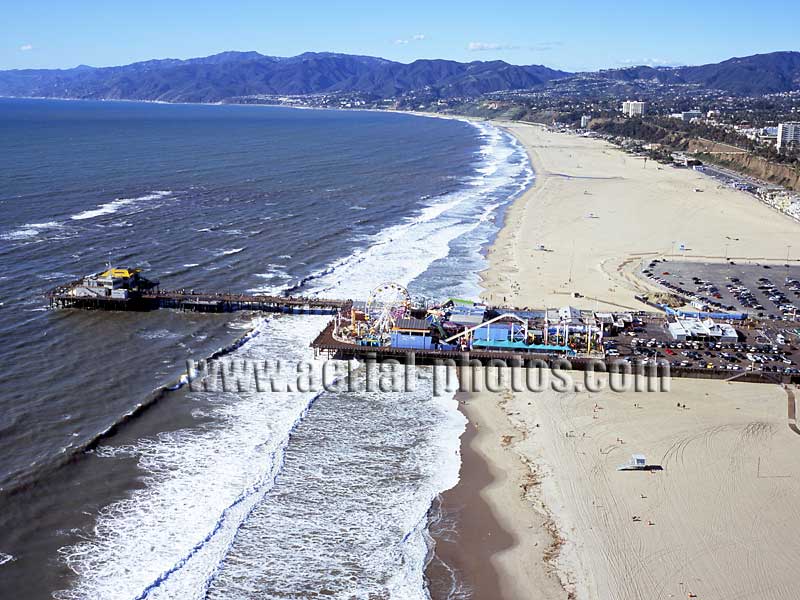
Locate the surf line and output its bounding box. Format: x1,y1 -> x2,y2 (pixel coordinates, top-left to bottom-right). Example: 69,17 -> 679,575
133,366 -> 351,599
1,319 -> 264,497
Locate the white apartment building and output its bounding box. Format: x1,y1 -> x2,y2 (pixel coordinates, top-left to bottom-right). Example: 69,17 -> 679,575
622,100 -> 646,117
777,122 -> 800,152
679,109 -> 703,121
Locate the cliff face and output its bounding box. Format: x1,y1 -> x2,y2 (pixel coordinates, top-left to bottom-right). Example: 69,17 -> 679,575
688,139 -> 800,192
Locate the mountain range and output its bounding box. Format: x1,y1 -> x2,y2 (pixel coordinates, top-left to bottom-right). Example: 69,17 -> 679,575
0,50 -> 798,103
593,51 -> 800,95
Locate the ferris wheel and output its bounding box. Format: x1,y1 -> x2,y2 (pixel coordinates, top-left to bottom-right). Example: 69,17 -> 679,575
365,282 -> 410,333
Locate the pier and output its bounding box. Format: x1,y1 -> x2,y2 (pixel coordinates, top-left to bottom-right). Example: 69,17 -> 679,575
309,320 -> 797,384
46,268 -> 800,385
48,287 -> 350,314
46,269 -> 350,314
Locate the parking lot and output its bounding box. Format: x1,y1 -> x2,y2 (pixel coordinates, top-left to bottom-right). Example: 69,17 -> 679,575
603,315 -> 800,378
642,260 -> 800,320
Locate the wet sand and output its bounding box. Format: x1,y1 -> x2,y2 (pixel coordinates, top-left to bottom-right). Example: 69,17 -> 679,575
427,392 -> 564,600
425,395 -> 510,600
434,123 -> 800,599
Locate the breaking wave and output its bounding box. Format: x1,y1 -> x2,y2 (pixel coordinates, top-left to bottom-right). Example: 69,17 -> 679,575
280,120 -> 532,300
70,191 -> 172,221
52,115 -> 531,600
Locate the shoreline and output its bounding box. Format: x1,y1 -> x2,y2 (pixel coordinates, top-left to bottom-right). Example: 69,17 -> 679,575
480,122 -> 799,312
425,393 -> 512,600
426,390 -> 565,600
432,122 -> 800,600
425,121 -> 549,600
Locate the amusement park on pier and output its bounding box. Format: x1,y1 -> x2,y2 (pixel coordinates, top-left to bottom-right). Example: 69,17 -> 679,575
46,266 -> 800,384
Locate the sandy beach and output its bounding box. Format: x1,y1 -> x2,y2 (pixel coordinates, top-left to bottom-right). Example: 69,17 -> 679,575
437,123 -> 800,600
481,123 -> 799,312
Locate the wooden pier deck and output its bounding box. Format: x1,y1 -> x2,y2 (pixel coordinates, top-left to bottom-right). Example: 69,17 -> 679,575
48,287 -> 351,314
45,275 -> 800,386
310,322 -> 798,384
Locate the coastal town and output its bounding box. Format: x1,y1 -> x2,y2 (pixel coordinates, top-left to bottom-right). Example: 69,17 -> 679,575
38,103 -> 800,600
230,87 -> 800,225
4,9 -> 800,599
20,93 -> 800,600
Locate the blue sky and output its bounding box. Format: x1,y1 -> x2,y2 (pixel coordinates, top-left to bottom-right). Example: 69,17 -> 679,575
4,0 -> 798,71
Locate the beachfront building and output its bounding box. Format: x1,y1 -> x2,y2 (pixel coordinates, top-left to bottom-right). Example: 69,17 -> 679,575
667,318 -> 738,343
390,317 -> 434,350
777,122 -> 800,152
671,109 -> 703,122
580,115 -> 591,128
558,306 -> 582,323
70,267 -> 155,300
622,100 -> 646,117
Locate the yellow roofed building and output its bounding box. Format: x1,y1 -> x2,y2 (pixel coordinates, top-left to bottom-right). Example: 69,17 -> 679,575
99,267 -> 141,280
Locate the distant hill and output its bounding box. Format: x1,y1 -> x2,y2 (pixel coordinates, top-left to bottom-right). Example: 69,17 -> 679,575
0,51 -> 569,103
593,51 -> 800,95
1,50 -> 798,102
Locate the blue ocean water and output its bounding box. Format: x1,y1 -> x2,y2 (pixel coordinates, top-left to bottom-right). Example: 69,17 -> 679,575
0,98 -> 531,599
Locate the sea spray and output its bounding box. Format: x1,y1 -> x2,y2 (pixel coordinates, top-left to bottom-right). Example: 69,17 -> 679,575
32,108 -> 533,600
55,315 -> 333,599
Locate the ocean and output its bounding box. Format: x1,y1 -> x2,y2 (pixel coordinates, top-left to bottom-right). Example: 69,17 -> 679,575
0,98 -> 532,599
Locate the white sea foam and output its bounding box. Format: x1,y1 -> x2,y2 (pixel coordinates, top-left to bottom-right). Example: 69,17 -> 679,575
1,221 -> 62,241
217,248 -> 244,256
293,120 -> 532,300
247,265 -> 294,294
38,271 -> 75,281
227,315 -> 267,331
56,315 -> 333,600
136,329 -> 180,340
384,384 -> 465,600
55,117 -> 530,600
0,552 -> 14,566
205,365 -> 465,600
70,191 -> 172,221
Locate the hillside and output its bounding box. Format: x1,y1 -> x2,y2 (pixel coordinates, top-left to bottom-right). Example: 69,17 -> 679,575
594,51 -> 800,95
0,51 -> 569,103
2,50 -> 799,103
